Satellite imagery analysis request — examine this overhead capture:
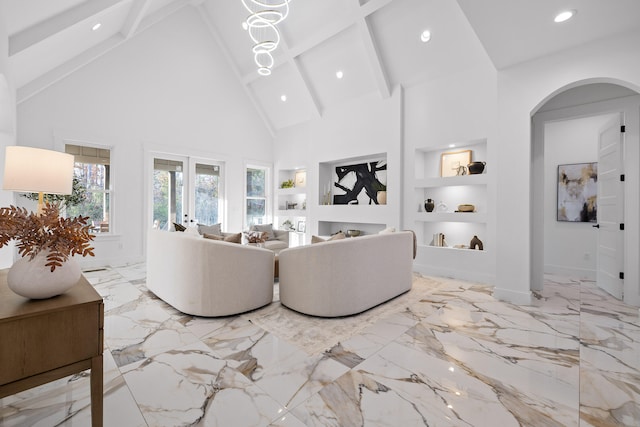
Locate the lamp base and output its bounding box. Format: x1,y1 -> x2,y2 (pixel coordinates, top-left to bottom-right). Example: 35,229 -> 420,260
7,252 -> 81,299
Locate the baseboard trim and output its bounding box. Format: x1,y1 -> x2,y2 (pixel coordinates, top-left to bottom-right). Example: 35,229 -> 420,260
412,263 -> 495,284
544,264 -> 596,280
492,287 -> 532,305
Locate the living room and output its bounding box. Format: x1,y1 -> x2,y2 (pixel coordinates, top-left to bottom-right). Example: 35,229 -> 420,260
1,1 -> 640,425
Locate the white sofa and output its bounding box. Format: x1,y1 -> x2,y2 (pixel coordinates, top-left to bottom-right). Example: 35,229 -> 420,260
146,229 -> 275,316
278,231 -> 414,317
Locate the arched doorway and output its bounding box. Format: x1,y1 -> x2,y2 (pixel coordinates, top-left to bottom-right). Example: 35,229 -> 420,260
530,81 -> 640,306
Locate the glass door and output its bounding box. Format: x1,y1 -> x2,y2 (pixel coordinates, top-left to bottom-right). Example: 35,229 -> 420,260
151,154 -> 223,231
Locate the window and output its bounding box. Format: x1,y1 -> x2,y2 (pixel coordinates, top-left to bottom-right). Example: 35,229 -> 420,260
64,144 -> 112,233
245,165 -> 269,227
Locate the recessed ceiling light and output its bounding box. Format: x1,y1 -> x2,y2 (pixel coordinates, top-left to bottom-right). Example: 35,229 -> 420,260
448,144 -> 456,148
92,23 -> 102,31
420,30 -> 431,43
336,70 -> 344,79
242,22 -> 248,30
554,10 -> 576,23
280,94 -> 287,102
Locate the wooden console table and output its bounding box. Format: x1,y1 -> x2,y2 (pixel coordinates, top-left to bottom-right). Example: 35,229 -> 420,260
0,269 -> 104,426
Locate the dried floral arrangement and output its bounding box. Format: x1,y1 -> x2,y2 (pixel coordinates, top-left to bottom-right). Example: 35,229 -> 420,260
0,203 -> 95,271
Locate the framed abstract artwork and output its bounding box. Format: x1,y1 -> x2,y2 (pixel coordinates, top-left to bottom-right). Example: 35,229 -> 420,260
557,162 -> 597,222
440,150 -> 471,177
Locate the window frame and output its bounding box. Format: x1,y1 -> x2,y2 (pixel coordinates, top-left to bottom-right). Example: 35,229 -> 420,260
244,162 -> 271,229
56,137 -> 115,236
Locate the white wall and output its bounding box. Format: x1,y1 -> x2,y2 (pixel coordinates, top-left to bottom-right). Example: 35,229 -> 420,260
15,6 -> 273,267
274,89 -> 403,240
495,30 -> 640,305
403,63 -> 498,282
543,114 -> 616,278
0,5 -> 17,269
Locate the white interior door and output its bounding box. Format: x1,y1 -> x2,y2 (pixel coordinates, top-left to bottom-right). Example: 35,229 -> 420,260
596,115 -> 624,299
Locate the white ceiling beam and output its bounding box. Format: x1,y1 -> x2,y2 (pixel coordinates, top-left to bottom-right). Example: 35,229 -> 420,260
359,0 -> 394,18
278,38 -> 322,119
17,0 -> 192,104
356,18 -> 391,98
9,0 -> 125,56
194,4 -> 275,137
121,0 -> 154,39
17,35 -> 124,104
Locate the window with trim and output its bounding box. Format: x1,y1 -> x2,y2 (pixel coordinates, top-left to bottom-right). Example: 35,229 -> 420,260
64,144 -> 112,234
245,165 -> 269,227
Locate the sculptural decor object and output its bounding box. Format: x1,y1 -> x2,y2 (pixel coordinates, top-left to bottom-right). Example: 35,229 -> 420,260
467,161 -> 486,174
470,235 -> 483,250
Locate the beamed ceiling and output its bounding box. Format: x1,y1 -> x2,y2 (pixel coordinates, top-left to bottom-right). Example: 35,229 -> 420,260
4,0 -> 640,133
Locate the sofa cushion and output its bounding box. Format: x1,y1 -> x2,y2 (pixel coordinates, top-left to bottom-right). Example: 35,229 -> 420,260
251,223 -> 275,240
197,223 -> 222,236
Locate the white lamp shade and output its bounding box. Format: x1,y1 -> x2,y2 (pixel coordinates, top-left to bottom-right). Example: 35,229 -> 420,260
3,146 -> 74,195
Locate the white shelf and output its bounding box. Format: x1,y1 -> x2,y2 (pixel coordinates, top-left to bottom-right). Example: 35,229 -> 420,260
414,212 -> 487,223
276,209 -> 306,216
415,173 -> 488,188
277,187 -> 306,195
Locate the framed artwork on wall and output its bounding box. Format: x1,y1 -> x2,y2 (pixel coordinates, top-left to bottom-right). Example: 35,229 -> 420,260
297,221 -> 306,233
557,162 -> 598,222
440,150 -> 471,177
332,159 -> 387,205
294,170 -> 306,187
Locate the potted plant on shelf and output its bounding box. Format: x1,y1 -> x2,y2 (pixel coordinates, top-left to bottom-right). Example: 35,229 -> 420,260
0,203 -> 95,299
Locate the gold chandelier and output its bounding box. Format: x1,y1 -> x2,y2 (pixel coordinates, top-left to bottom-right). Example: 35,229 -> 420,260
241,0 -> 291,76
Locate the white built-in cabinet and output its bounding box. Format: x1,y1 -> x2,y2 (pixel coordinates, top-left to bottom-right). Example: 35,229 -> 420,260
413,138 -> 489,257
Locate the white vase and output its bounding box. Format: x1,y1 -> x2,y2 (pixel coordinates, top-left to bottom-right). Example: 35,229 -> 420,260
7,252 -> 81,299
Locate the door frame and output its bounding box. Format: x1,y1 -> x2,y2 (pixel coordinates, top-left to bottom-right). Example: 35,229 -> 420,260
531,93 -> 640,306
143,145 -> 227,240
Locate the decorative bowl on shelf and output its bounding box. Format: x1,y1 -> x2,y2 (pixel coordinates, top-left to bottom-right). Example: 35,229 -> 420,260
346,229 -> 361,237
457,204 -> 475,212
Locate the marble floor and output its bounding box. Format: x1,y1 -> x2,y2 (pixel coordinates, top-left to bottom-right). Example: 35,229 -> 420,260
1,264 -> 639,426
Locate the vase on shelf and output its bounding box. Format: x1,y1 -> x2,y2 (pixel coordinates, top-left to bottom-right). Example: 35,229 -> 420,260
7,251 -> 81,299
424,199 -> 435,212
436,200 -> 448,213
467,161 -> 486,175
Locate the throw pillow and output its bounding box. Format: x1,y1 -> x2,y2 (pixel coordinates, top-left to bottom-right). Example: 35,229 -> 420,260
251,223 -> 275,241
245,230 -> 268,243
173,222 -> 186,232
378,227 -> 396,234
203,233 -> 224,241
311,232 -> 346,244
197,223 -> 222,236
222,232 -> 242,244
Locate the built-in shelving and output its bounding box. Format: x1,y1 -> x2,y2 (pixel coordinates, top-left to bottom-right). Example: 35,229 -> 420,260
413,139 -> 489,250
275,168 -> 307,234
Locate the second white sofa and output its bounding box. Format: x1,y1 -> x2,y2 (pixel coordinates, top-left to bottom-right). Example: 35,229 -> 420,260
278,231 -> 414,317
147,229 -> 274,317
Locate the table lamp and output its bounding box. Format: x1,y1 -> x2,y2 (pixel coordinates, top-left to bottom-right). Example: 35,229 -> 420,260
2,146 -> 74,213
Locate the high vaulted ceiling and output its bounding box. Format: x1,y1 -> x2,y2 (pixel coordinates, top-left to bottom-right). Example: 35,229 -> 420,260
5,0 -> 640,133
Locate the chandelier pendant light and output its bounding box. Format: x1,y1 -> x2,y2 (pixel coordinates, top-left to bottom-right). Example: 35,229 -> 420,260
241,0 -> 291,76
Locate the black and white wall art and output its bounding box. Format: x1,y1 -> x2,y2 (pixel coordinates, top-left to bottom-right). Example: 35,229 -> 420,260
333,160 -> 387,205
